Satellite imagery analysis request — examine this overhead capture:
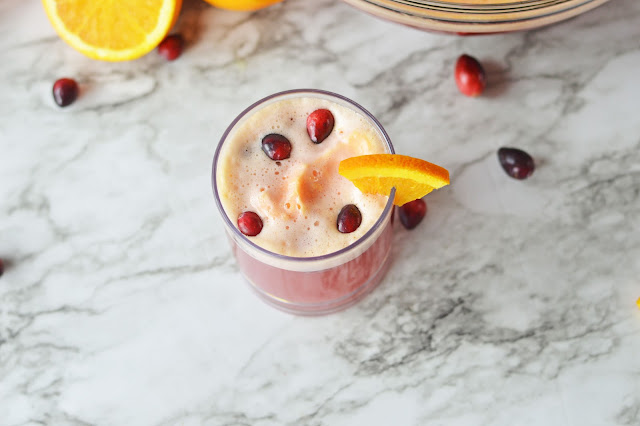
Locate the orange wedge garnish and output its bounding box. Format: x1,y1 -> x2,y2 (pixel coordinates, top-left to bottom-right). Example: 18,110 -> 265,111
339,154 -> 450,206
42,0 -> 182,61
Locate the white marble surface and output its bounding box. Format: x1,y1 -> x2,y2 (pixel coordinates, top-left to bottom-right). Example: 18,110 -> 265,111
1,0 -> 640,424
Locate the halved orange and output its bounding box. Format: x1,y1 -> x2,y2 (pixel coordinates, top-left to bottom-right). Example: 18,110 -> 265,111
339,154 -> 450,206
202,0 -> 283,11
42,0 -> 182,61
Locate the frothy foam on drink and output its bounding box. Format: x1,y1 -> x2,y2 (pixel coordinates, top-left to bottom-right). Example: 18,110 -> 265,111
217,97 -> 389,257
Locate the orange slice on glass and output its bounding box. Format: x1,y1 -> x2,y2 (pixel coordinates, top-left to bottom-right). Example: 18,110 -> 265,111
42,0 -> 182,61
339,154 -> 450,206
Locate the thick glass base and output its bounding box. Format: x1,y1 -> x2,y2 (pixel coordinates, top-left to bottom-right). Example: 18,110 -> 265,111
242,248 -> 392,316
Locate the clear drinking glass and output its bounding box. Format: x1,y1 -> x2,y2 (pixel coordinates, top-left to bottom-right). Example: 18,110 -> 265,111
212,89 -> 396,315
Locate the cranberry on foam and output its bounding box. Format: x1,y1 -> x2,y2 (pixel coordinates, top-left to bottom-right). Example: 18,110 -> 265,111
262,134 -> 292,161
337,204 -> 362,234
238,211 -> 263,236
307,109 -> 335,144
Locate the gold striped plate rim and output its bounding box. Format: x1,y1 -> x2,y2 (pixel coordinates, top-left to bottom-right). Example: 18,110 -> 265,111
391,0 -> 574,13
374,0 -> 588,6
390,0 -> 573,11
349,0 -> 603,23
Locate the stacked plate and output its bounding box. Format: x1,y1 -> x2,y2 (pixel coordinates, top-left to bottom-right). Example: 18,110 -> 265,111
341,0 -> 611,34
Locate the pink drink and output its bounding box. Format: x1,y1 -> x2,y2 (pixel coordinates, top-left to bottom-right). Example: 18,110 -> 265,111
212,90 -> 395,315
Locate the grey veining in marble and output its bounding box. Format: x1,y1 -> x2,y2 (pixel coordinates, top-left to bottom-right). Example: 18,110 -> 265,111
1,0 -> 639,425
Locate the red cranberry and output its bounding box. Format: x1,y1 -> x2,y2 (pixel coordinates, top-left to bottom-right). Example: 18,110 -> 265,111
158,34 -> 184,61
398,199 -> 427,230
455,54 -> 486,97
498,147 -> 535,180
52,78 -> 79,107
237,211 -> 263,236
307,109 -> 335,144
337,204 -> 362,234
262,134 -> 291,160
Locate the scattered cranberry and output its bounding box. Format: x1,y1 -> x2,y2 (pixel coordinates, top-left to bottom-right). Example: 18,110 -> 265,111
262,134 -> 292,160
454,54 -> 486,97
307,109 -> 335,144
237,211 -> 263,236
398,199 -> 427,230
498,147 -> 535,180
158,34 -> 184,61
52,78 -> 79,107
337,204 -> 362,234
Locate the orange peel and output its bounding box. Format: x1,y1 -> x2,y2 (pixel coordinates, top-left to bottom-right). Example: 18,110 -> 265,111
339,154 -> 450,206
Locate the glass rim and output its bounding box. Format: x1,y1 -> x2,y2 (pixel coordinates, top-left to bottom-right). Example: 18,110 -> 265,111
211,88 -> 396,265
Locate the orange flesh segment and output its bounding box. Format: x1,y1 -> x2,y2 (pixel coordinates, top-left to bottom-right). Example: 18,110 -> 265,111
339,154 -> 450,206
